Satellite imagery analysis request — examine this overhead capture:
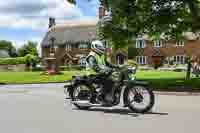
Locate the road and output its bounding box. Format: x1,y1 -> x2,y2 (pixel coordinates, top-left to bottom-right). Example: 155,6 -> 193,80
0,84 -> 200,133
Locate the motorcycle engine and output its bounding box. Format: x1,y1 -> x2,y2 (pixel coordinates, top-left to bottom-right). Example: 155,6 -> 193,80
77,90 -> 91,100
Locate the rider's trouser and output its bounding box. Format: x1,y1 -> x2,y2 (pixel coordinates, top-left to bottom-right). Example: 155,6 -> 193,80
99,68 -> 129,96
102,78 -> 114,95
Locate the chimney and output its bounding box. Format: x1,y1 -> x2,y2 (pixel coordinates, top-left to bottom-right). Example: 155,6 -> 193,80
49,17 -> 56,28
99,6 -> 106,19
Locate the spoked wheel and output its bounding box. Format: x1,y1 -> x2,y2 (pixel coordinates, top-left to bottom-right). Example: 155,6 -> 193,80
71,84 -> 92,110
124,86 -> 155,113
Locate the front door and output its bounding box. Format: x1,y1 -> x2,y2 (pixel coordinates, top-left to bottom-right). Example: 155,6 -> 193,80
116,54 -> 125,65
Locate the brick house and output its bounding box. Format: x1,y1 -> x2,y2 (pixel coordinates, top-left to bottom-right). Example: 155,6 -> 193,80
41,19 -> 200,68
41,20 -> 96,68
40,6 -> 128,70
41,19 -> 127,69
132,33 -> 200,66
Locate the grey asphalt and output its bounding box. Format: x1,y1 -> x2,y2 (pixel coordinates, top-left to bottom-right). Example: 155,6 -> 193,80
0,84 -> 200,133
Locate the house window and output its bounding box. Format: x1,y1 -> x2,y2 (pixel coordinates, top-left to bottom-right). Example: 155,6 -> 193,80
136,39 -> 145,48
54,45 -> 58,51
79,57 -> 87,66
153,40 -> 162,47
66,44 -> 72,51
79,43 -> 88,49
136,56 -> 147,64
176,40 -> 184,47
174,55 -> 185,64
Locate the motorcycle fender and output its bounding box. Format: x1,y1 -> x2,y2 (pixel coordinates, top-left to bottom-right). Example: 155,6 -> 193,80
127,80 -> 149,88
123,80 -> 149,106
64,83 -> 74,97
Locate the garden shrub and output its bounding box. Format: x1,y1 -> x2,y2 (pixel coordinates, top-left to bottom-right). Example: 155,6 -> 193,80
0,57 -> 26,65
0,54 -> 40,66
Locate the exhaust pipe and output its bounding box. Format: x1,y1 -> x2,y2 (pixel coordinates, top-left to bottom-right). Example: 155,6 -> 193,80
72,101 -> 102,107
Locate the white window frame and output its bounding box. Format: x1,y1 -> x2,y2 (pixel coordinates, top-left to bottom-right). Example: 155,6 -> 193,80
174,55 -> 185,64
54,45 -> 58,51
79,57 -> 87,66
136,56 -> 147,65
79,43 -> 88,49
175,40 -> 184,47
136,39 -> 145,48
153,39 -> 162,47
66,44 -> 72,51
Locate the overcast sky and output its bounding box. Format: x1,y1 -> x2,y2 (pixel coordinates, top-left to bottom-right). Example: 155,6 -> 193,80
0,0 -> 99,49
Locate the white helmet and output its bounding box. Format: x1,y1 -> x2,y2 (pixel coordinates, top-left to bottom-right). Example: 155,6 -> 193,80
91,40 -> 105,55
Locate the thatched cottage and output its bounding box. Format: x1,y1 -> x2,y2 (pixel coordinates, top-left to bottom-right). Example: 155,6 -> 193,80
40,18 -> 127,70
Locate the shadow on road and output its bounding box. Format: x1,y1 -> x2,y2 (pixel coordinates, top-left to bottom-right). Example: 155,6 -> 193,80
73,108 -> 168,117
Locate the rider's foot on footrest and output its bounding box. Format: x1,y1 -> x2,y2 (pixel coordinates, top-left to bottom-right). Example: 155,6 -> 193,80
97,94 -> 104,102
123,104 -> 128,107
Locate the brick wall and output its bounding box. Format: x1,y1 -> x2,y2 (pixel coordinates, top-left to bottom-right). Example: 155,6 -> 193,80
134,39 -> 200,65
0,64 -> 26,71
42,44 -> 91,66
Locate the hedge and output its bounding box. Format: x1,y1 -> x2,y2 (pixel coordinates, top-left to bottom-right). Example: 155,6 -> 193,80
0,57 -> 26,65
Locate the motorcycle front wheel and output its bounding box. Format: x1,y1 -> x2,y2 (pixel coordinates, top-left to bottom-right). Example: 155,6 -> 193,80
124,86 -> 155,113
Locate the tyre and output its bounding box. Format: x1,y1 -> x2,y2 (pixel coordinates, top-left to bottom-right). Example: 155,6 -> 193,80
124,86 -> 155,113
71,84 -> 92,110
64,87 -> 68,98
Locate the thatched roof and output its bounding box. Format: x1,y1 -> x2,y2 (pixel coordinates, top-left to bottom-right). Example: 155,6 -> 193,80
41,21 -> 97,47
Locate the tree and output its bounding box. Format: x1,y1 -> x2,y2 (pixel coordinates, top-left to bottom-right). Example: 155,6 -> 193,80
69,0 -> 200,43
24,54 -> 40,70
17,41 -> 39,57
69,0 -> 200,79
17,41 -> 40,68
128,47 -> 138,59
0,40 -> 17,57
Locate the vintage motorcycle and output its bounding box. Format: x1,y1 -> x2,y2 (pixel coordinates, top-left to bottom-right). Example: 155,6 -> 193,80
64,66 -> 155,113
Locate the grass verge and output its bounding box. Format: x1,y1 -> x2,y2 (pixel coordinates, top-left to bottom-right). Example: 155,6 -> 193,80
0,71 -> 199,91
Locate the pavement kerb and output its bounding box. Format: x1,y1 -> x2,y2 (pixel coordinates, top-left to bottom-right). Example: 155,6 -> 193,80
154,91 -> 200,96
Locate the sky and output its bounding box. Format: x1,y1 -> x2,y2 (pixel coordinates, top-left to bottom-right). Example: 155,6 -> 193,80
0,0 -> 99,50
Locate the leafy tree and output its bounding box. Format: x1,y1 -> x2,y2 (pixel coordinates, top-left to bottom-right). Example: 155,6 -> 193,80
69,0 -> 200,44
69,0 -> 200,79
128,47 -> 138,59
0,40 -> 17,57
24,54 -> 40,68
17,41 -> 40,68
17,41 -> 39,57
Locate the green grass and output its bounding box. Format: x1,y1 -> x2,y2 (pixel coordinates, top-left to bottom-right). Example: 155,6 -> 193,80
0,71 -> 90,84
136,71 -> 200,91
0,70 -> 199,91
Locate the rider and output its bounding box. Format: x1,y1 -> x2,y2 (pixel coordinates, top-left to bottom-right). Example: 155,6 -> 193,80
86,40 -> 120,103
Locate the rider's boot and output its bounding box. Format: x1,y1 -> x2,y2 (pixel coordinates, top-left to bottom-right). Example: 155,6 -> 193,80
97,93 -> 104,103
97,93 -> 113,106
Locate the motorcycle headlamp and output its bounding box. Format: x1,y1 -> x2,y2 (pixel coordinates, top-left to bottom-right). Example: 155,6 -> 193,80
128,67 -> 136,80
128,67 -> 136,74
